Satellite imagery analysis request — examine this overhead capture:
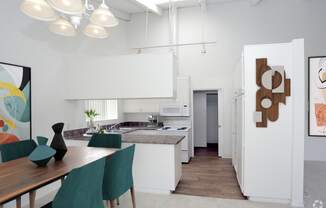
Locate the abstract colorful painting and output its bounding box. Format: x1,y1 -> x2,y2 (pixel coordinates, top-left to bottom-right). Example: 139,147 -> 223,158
0,62 -> 31,144
309,56 -> 326,136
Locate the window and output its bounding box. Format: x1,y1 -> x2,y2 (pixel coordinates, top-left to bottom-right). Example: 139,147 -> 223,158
85,100 -> 118,121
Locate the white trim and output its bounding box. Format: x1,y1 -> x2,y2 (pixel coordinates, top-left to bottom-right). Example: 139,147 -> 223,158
290,39 -> 305,207
249,196 -> 290,204
191,88 -> 224,157
218,89 -> 224,157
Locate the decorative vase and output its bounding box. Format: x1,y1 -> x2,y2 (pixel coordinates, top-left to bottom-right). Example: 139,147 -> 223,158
87,118 -> 96,133
50,122 -> 67,161
28,136 -> 56,167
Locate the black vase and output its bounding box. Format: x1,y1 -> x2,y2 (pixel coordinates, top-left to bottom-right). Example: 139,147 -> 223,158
50,122 -> 67,161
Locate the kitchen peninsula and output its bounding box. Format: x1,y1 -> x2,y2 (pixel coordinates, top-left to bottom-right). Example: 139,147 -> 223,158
65,127 -> 184,193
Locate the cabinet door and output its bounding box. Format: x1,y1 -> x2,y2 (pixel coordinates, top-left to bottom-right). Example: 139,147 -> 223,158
123,99 -> 171,113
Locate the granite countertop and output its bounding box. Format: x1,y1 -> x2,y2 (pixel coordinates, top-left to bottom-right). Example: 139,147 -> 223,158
66,129 -> 184,145
122,130 -> 184,145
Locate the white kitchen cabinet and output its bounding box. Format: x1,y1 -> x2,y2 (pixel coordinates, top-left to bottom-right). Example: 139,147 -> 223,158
122,99 -> 171,113
64,53 -> 176,100
122,76 -> 191,113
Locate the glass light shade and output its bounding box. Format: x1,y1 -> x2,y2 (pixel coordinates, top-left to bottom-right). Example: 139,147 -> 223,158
83,24 -> 108,39
47,0 -> 84,15
49,18 -> 76,37
20,0 -> 58,21
90,4 -> 119,27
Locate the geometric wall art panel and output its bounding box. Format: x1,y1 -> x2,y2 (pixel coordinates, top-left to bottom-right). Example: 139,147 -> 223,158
308,56 -> 326,136
0,62 -> 31,144
255,58 -> 291,128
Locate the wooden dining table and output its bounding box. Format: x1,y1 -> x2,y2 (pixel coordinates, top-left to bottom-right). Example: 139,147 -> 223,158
0,146 -> 117,208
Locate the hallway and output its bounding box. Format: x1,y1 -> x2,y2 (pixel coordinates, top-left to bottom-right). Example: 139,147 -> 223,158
174,147 -> 245,200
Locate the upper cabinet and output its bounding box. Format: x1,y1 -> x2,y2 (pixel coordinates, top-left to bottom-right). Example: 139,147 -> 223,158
122,76 -> 191,113
64,53 -> 176,100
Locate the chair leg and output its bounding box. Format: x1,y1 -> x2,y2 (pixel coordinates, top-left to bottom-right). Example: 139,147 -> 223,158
16,196 -> 21,208
116,198 -> 120,205
130,187 -> 136,208
109,200 -> 115,208
29,190 -> 36,208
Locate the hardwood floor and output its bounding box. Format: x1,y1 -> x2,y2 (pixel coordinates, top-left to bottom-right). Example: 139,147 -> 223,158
174,145 -> 245,200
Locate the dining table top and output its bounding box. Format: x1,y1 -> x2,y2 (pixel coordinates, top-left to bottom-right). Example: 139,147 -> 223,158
0,146 -> 117,205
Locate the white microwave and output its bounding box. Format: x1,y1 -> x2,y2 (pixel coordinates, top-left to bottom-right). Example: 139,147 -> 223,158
159,103 -> 190,117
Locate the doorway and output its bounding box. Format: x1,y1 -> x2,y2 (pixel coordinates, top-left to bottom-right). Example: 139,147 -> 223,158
193,90 -> 219,156
174,89 -> 245,200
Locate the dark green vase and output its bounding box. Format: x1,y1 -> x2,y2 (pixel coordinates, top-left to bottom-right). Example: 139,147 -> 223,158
50,122 -> 67,161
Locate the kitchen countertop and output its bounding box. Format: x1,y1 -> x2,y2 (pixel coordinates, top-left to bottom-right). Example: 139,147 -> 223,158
65,128 -> 184,145
122,130 -> 184,145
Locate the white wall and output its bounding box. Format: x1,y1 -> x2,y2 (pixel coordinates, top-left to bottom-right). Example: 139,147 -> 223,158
0,0 -> 130,137
126,0 -> 326,159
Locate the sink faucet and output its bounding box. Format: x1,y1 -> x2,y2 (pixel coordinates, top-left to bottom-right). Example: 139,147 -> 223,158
107,123 -> 120,131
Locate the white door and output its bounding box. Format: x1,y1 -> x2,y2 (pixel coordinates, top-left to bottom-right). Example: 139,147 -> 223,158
193,92 -> 207,147
206,94 -> 218,144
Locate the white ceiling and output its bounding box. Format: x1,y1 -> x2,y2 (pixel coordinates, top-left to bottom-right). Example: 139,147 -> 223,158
107,0 -> 145,14
106,0 -> 253,15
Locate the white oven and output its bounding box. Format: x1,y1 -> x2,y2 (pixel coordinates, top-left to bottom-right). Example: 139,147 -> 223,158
159,103 -> 190,117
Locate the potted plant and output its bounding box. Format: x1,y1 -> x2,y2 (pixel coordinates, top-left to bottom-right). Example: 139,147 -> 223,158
84,109 -> 99,132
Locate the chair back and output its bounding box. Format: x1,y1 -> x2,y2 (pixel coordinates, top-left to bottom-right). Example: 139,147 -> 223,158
0,140 -> 37,162
52,158 -> 106,208
102,144 -> 135,200
37,136 -> 49,145
88,134 -> 122,149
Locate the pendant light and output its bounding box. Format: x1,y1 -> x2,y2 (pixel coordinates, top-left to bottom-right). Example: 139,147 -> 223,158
20,0 -> 58,21
47,0 -> 84,15
49,18 -> 76,37
90,1 -> 118,27
83,24 -> 108,39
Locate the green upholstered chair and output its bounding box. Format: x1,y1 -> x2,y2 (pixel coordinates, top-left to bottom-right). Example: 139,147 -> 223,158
103,144 -> 136,208
87,133 -> 122,149
87,133 -> 123,206
42,158 -> 106,208
0,139 -> 37,162
0,139 -> 37,208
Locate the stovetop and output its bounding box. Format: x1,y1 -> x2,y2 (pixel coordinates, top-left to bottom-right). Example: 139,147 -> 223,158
158,126 -> 190,131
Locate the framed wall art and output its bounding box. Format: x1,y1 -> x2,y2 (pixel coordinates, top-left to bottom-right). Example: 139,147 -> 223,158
0,62 -> 31,144
308,56 -> 326,137
254,58 -> 291,128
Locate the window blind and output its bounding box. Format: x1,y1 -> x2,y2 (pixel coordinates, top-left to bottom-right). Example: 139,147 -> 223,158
85,100 -> 118,121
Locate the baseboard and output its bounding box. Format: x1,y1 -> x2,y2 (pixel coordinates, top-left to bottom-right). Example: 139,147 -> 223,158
135,187 -> 171,194
291,202 -> 304,207
249,196 -> 290,204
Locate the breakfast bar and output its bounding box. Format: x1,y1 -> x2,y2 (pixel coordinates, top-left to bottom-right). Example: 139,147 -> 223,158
66,129 -> 184,193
